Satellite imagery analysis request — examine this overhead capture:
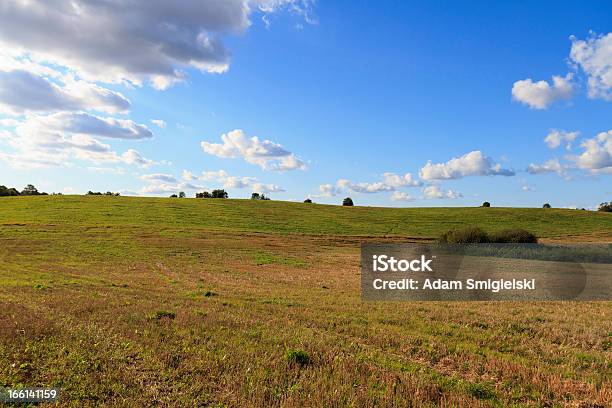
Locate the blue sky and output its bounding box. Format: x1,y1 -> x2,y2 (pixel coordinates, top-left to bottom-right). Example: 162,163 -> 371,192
0,1 -> 610,208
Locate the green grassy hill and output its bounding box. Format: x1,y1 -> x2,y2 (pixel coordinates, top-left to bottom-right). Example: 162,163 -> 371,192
0,195 -> 610,239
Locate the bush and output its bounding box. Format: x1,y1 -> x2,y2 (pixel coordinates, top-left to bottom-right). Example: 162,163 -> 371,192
598,202 -> 612,212
481,201 -> 491,207
439,227 -> 538,244
489,229 -> 537,243
342,197 -> 354,206
439,227 -> 489,244
543,203 -> 551,208
178,192 -> 186,198
304,198 -> 312,203
0,185 -> 20,196
170,194 -> 178,198
286,349 -> 310,366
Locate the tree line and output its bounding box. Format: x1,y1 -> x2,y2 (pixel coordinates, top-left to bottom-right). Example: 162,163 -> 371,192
0,184 -> 47,196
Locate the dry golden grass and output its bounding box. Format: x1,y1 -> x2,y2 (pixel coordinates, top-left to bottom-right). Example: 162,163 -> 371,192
0,198 -> 610,406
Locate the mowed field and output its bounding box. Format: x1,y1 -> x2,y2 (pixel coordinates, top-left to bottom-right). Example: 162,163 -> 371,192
0,196 -> 610,407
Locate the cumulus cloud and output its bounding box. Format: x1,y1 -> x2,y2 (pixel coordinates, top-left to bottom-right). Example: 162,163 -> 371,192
0,0 -> 315,89
140,173 -> 178,183
573,130 -> 612,171
181,168 -> 283,193
0,113 -> 155,168
0,69 -> 131,115
201,129 -> 306,171
544,130 -> 579,150
527,158 -> 567,176
422,185 -> 462,200
390,191 -> 414,201
419,151 -> 514,181
316,184 -> 341,197
570,32 -> 612,100
332,172 -> 421,194
151,119 -> 167,129
511,74 -> 574,109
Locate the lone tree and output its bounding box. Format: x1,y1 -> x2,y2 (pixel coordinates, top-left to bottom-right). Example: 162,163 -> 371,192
21,184 -> 40,196
178,192 -> 186,198
211,189 -> 228,199
481,201 -> 491,208
342,197 -> 354,206
304,198 -> 313,203
543,203 -> 551,208
598,202 -> 612,212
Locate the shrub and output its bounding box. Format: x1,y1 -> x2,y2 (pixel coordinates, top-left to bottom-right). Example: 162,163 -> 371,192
481,201 -> 491,207
598,202 -> 612,212
342,197 -> 354,206
0,185 -> 20,196
439,227 -> 490,244
490,229 -> 538,243
304,198 -> 313,203
286,349 -> 310,366
543,203 -> 551,208
169,194 -> 178,198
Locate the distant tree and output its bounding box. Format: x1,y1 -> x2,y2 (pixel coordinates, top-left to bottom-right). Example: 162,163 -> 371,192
304,198 -> 313,203
196,191 -> 212,198
170,194 -> 178,198
251,192 -> 260,200
21,184 -> 39,196
481,201 -> 491,208
86,191 -> 102,195
211,189 -> 228,199
598,202 -> 612,212
0,186 -> 21,196
178,191 -> 186,198
342,197 -> 354,206
543,203 -> 551,208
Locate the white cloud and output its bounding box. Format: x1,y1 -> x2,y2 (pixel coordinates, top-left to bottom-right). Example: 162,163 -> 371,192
419,151 -> 515,180
390,191 -> 414,201
521,185 -> 534,192
511,74 -> 574,109
422,185 -> 462,200
316,184 -> 341,197
0,0 -> 314,89
573,130 -> 612,171
251,182 -> 285,193
140,173 -> 178,183
201,129 -> 306,171
181,168 -> 283,193
151,119 -> 167,129
382,172 -> 422,187
0,69 -> 131,115
337,179 -> 395,194
544,130 -> 579,150
0,113 -> 155,168
570,32 -> 612,100
527,158 -> 567,176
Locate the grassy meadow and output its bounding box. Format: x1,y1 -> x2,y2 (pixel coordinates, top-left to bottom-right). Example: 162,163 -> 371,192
0,196 -> 610,406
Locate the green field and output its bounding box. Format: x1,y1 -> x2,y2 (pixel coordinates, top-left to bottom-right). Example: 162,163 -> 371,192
0,196 -> 610,406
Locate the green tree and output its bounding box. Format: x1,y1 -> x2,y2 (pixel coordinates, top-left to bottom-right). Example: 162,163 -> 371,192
342,197 -> 354,206
21,184 -> 39,196
211,189 -> 228,199
178,192 -> 186,198
481,201 -> 491,208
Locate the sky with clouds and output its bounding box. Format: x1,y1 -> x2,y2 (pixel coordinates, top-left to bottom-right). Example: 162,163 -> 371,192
0,1 -> 610,208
